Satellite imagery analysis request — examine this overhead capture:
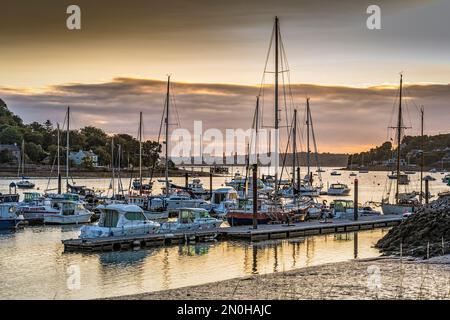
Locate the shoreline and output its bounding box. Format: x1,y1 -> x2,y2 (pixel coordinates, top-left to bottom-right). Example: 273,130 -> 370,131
106,256 -> 450,300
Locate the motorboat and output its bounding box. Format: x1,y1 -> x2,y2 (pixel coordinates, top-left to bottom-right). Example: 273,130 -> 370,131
349,172 -> 357,177
358,206 -> 381,216
423,175 -> 436,181
186,178 -> 208,197
0,203 -> 24,230
226,173 -> 273,197
330,171 -> 341,176
43,200 -> 93,225
327,183 -> 351,196
80,204 -> 160,239
160,208 -> 222,232
331,200 -> 356,219
387,173 -> 410,184
16,179 -> 35,189
209,187 -> 239,218
442,174 -> 450,184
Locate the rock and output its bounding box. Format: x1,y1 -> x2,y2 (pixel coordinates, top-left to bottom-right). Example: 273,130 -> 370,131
376,193 -> 450,258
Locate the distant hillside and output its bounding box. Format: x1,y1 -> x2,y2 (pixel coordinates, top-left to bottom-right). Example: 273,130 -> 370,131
349,133 -> 450,169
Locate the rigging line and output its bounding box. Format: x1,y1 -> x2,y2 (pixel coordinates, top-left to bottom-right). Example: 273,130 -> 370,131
169,81 -> 181,127
278,114 -> 295,187
258,23 -> 275,97
149,95 -> 166,185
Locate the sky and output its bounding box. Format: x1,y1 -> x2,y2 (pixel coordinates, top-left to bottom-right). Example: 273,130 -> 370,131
1,0 -> 449,153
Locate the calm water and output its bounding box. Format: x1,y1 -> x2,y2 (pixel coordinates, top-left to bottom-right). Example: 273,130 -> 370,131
0,168 -> 448,299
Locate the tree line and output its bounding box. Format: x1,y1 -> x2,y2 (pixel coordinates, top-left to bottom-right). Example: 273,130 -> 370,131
0,99 -> 161,168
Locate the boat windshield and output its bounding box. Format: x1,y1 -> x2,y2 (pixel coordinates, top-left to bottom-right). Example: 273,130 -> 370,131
61,202 -> 76,216
124,211 -> 146,221
101,209 -> 120,228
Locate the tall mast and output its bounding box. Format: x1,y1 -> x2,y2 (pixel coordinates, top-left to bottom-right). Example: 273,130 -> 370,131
274,16 -> 280,192
420,106 -> 424,203
111,136 -> 115,197
165,76 -> 170,196
306,98 -> 311,179
66,106 -> 70,191
139,111 -> 143,195
292,109 -> 297,191
255,96 -> 260,166
395,74 -> 403,204
57,123 -> 61,194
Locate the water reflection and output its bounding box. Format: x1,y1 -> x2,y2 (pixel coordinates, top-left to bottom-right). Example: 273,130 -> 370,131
0,227 -> 388,299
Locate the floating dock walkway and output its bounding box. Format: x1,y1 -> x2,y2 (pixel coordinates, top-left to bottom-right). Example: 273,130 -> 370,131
63,215 -> 403,252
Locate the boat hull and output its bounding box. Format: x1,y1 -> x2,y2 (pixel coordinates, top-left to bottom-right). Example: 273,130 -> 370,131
44,213 -> 92,225
226,212 -> 272,226
381,204 -> 414,215
0,219 -> 18,230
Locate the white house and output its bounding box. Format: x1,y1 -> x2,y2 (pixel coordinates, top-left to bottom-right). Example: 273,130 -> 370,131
69,150 -> 99,167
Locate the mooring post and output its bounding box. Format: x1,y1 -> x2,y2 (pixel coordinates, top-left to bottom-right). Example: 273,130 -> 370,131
354,179 -> 358,221
209,172 -> 213,199
252,164 -> 258,230
58,173 -> 62,194
185,172 -> 188,188
425,178 -> 429,204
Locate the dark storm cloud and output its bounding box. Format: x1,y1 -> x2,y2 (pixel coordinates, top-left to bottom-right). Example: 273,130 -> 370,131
1,77 -> 449,152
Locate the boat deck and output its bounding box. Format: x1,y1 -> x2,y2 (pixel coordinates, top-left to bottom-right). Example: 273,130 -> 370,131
62,215 -> 403,252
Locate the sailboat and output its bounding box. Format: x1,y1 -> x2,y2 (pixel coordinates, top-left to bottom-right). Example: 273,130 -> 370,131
15,140 -> 35,189
381,74 -> 417,215
227,17 -> 306,225
300,98 -> 323,196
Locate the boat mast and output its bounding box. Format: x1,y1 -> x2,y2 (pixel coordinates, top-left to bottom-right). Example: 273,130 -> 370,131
306,97 -> 311,179
292,109 -> 297,195
165,76 -> 170,196
66,106 -> 70,192
139,111 -> 143,195
274,16 -> 280,193
111,136 -> 115,197
420,106 -> 424,203
395,74 -> 403,204
57,123 -> 61,194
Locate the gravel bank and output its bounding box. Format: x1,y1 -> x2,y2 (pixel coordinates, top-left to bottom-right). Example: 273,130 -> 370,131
108,257 -> 450,300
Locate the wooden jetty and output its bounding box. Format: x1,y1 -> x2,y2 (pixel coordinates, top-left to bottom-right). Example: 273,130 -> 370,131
62,215 -> 403,252
220,215 -> 403,241
63,230 -> 218,252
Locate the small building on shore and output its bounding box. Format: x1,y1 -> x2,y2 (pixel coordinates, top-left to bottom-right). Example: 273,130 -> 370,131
69,150 -> 99,167
0,144 -> 21,163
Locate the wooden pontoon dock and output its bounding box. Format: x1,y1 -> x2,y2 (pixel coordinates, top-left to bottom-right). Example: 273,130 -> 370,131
62,215 -> 403,252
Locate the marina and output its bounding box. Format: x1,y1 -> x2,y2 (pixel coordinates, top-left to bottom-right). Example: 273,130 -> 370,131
0,2 -> 449,303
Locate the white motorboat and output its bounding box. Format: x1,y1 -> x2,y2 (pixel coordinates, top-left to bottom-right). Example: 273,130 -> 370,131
80,204 -> 160,239
327,183 -> 351,196
43,200 -> 93,225
210,187 -> 239,218
160,208 -> 222,232
16,180 -> 35,189
186,178 -> 208,197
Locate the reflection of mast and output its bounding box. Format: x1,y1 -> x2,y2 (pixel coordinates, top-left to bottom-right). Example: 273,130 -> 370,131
138,112 -> 143,195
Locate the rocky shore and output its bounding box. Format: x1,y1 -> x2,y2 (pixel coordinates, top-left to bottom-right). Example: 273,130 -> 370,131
108,257 -> 450,300
376,192 -> 450,258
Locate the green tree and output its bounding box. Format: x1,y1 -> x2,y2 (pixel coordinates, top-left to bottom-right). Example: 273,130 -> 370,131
0,126 -> 23,145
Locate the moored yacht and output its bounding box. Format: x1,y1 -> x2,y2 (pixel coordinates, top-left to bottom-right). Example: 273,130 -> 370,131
43,200 -> 93,225
160,208 -> 222,232
327,183 -> 351,196
80,204 -> 160,239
